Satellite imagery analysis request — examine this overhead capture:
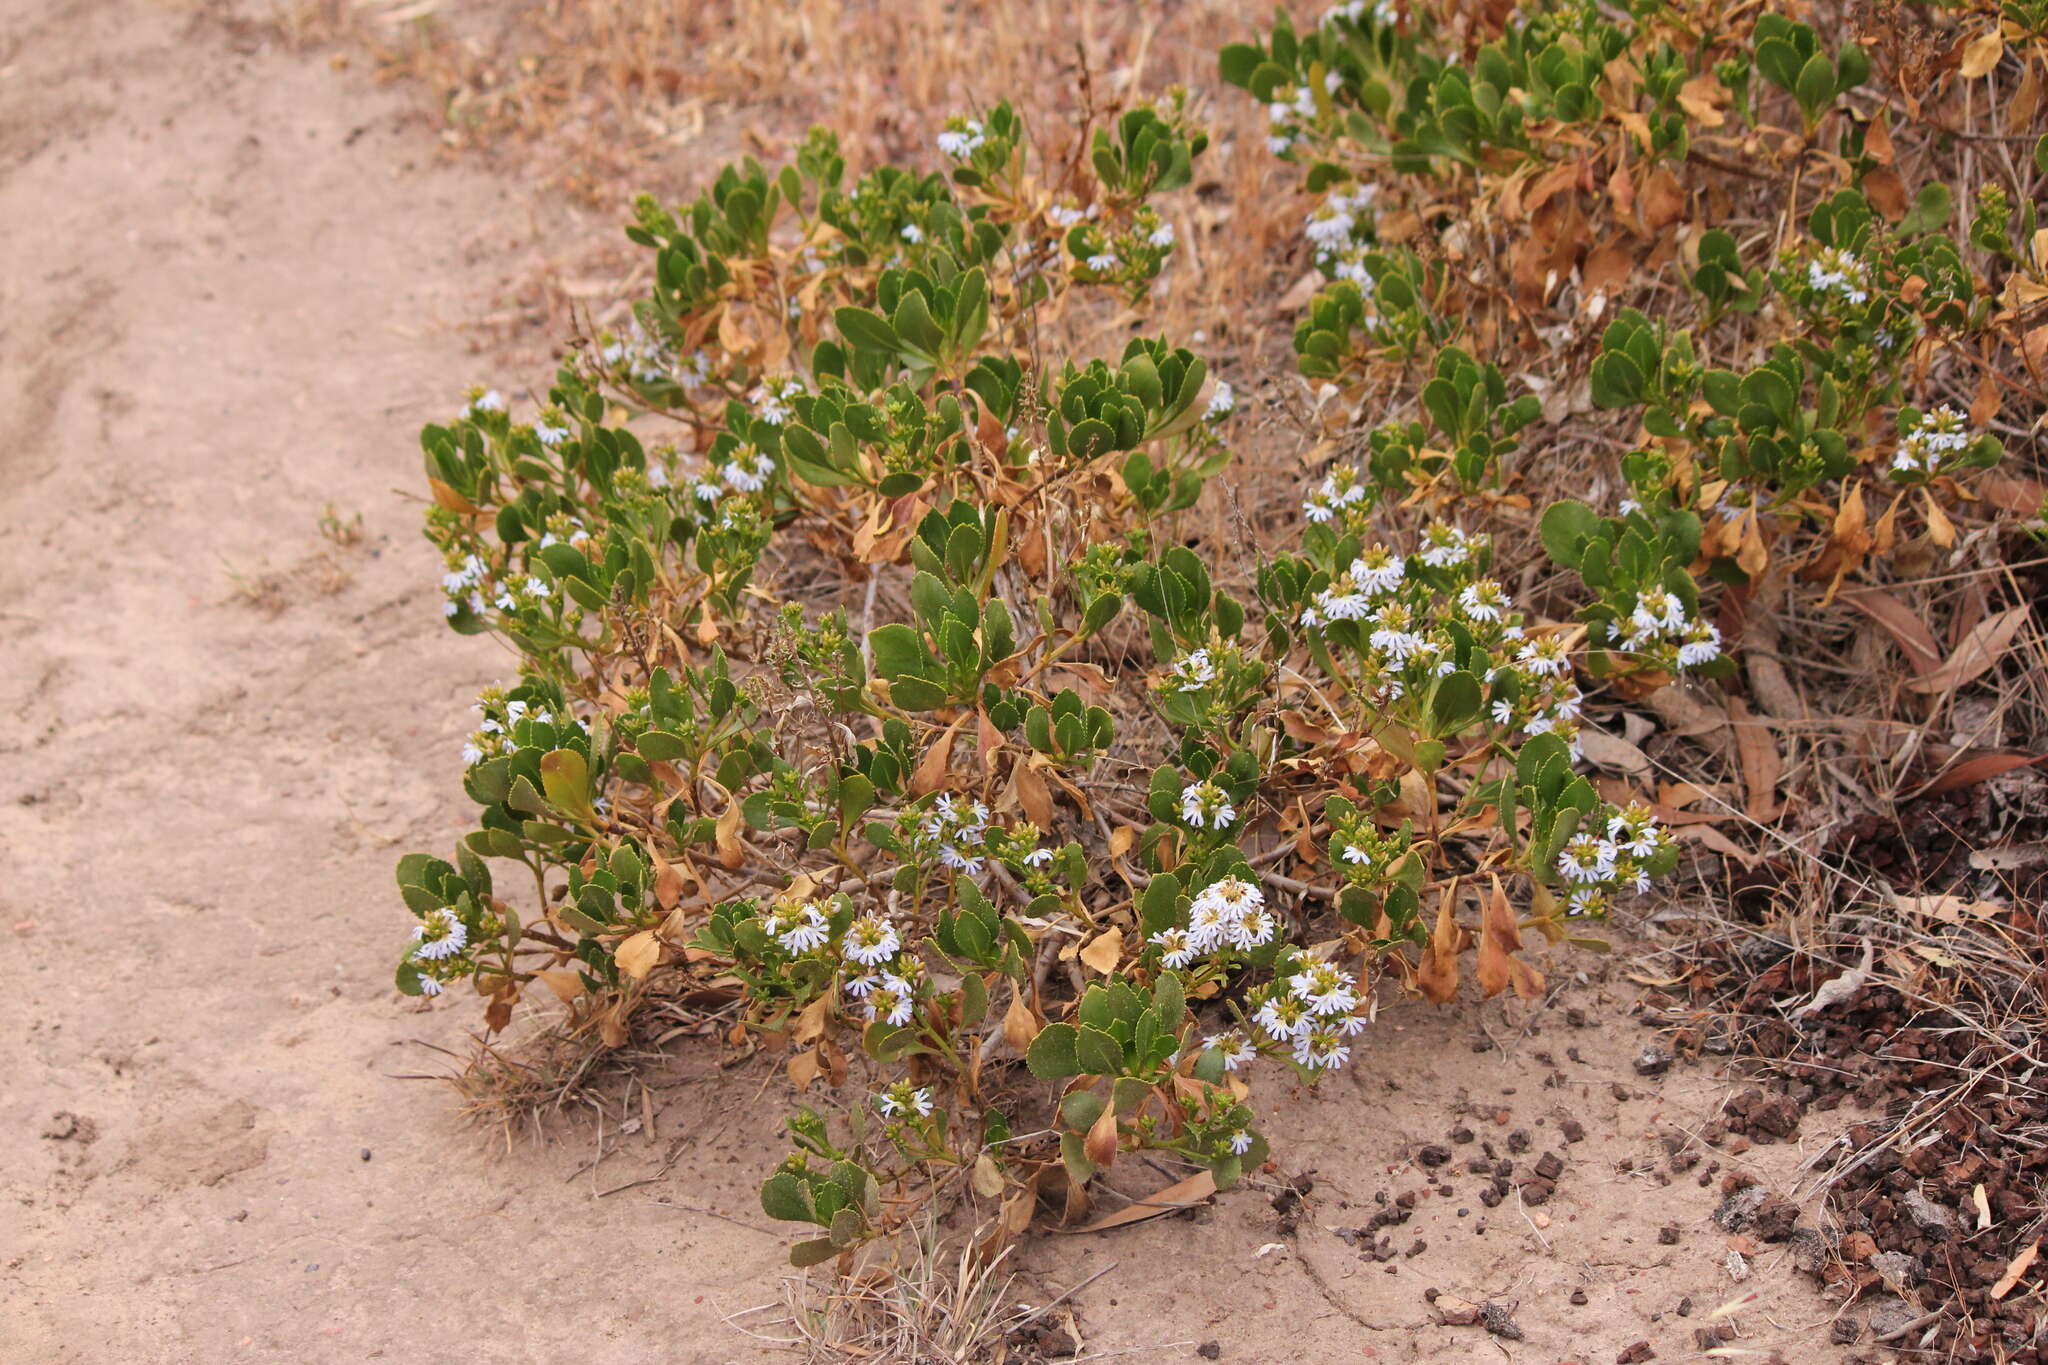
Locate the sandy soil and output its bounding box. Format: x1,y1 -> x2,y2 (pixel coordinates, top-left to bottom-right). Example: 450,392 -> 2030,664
1,4 -> 1852,1361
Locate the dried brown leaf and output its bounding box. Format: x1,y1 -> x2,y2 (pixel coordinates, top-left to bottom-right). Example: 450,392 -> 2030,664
1905,605 -> 2031,695
1064,1170 -> 1218,1233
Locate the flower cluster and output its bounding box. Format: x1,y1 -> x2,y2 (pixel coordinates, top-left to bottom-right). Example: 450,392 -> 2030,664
935,116 -> 988,159
910,795 -> 997,873
598,320 -> 708,390
1305,185 -> 1379,290
1301,465 -> 1373,528
1553,803 -> 1675,915
1063,205 -> 1180,293
1204,381 -> 1235,423
1246,959 -> 1365,1070
875,1081 -> 935,1120
1325,0 -> 1399,26
749,375 -> 804,427
1804,246 -> 1871,305
1149,875 -> 1277,968
1264,76 -> 1338,156
1889,405 -> 1976,481
440,550 -> 490,618
1603,585 -> 1724,673
1178,778 -> 1238,831
459,686 -> 582,766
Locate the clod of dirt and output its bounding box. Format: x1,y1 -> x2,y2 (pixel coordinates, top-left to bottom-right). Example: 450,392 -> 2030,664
1634,1045 -> 1674,1076
1534,1151 -> 1564,1181
1417,1143 -> 1452,1168
1658,1225 -> 1681,1245
1753,1193 -> 1801,1242
1830,1316 -> 1861,1344
1713,1185 -> 1770,1233
1787,1227 -> 1830,1274
1195,1343 -> 1221,1360
1866,1295 -> 1920,1338
1616,1340 -> 1655,1362
1013,1323 -> 1079,1358
40,1112 -> 98,1143
1480,1300 -> 1524,1340
1898,1189 -> 1958,1241
1723,1088 -> 1803,1140
1871,1250 -> 1920,1291
1559,1117 -> 1586,1143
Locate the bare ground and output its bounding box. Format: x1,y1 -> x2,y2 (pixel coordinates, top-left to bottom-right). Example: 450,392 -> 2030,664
1,4 -> 1852,1361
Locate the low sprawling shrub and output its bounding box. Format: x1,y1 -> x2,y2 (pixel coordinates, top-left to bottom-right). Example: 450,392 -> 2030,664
393,0 -> 2044,1269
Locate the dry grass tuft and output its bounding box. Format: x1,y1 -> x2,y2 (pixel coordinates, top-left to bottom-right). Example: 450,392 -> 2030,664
729,1217 -> 1123,1364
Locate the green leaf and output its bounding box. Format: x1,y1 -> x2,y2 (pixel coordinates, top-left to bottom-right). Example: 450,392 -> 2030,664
1066,417 -> 1118,460
1538,499 -> 1603,570
1218,43 -> 1262,89
889,676 -> 950,711
1589,351 -> 1645,409
539,749 -> 596,820
1793,51 -> 1835,120
891,289 -> 945,358
1075,1024 -> 1125,1077
1061,1089 -> 1108,1131
868,623 -> 928,681
1899,182 -> 1953,238
788,1237 -> 842,1267
1026,1022 -> 1082,1079
834,306 -> 899,356
636,729 -> 689,762
761,1170 -> 818,1223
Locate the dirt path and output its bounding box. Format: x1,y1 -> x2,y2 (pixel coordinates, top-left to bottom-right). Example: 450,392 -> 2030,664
1,5 -> 1849,1362
1,4 -> 783,1360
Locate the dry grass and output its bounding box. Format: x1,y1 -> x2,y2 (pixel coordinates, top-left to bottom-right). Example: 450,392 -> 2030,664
728,1217 -> 1124,1364
284,0 -> 1308,391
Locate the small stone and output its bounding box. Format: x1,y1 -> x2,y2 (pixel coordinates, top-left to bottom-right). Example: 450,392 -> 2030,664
1196,1343 -> 1221,1360
1899,1189 -> 1958,1241
1418,1143 -> 1453,1168
1753,1194 -> 1800,1242
1713,1185 -> 1769,1233
1634,1045 -> 1674,1077
1506,1129 -> 1531,1154
1788,1227 -> 1830,1274
359,1148 -> 372,1162
1480,1301 -> 1524,1341
1830,1317 -> 1860,1345
1435,1293 -> 1482,1326
1570,1288 -> 1588,1306
1616,1340 -> 1655,1363
1559,1118 -> 1586,1143
1870,1251 -> 1919,1291
1675,1295 -> 1693,1316
1865,1295 -> 1919,1338
1748,1094 -> 1802,1139
1406,1239 -> 1427,1258
1658,1225 -> 1681,1245
1534,1151 -> 1564,1181
1521,1178 -> 1554,1206
1449,1126 -> 1475,1144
